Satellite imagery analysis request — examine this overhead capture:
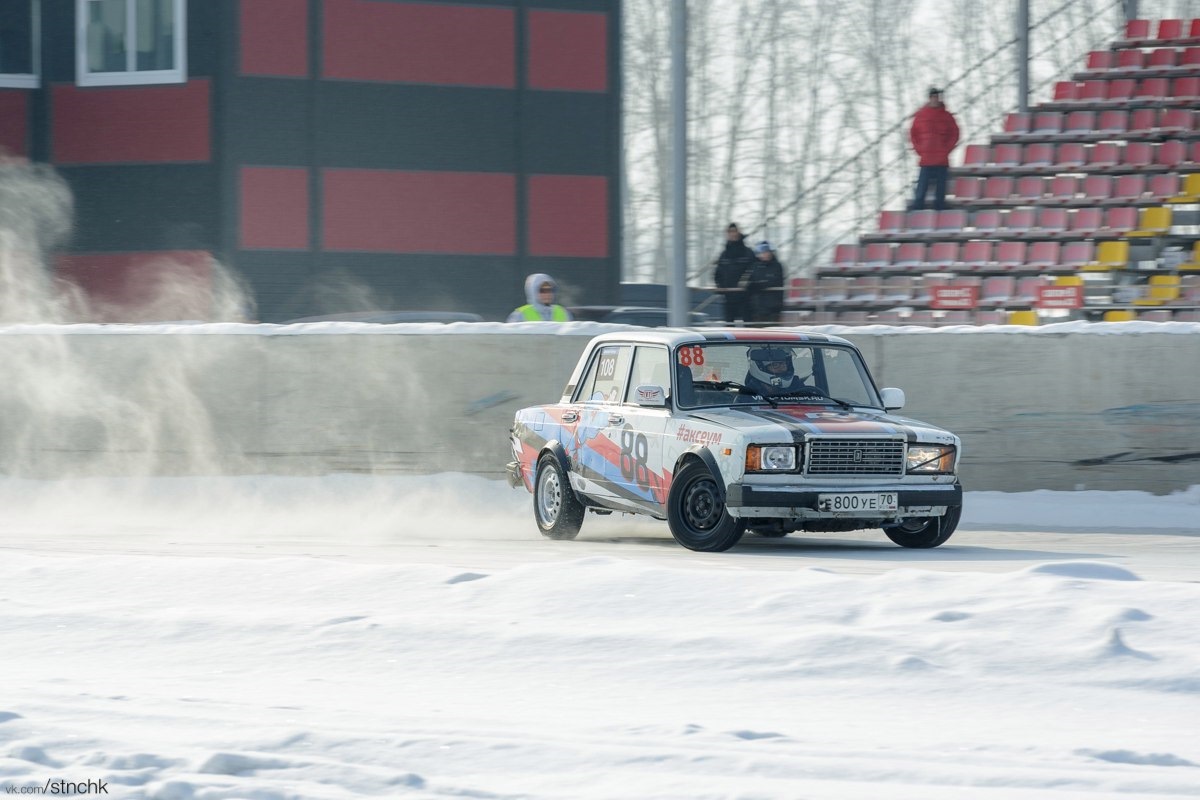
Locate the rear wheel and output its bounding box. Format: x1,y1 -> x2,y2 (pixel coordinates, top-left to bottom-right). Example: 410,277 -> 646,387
666,460 -> 746,552
883,504 -> 961,548
534,453 -> 584,540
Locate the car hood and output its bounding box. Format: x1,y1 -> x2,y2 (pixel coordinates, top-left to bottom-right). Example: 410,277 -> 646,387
686,405 -> 957,444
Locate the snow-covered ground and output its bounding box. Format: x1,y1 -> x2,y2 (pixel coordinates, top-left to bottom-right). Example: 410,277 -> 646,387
3,474 -> 1199,799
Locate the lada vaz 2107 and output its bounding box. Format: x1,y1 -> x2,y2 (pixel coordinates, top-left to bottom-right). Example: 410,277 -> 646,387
507,330 -> 962,552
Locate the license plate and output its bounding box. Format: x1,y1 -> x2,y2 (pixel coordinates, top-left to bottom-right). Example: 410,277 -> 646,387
817,492 -> 898,512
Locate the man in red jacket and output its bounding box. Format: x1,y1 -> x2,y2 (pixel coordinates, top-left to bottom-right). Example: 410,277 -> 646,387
908,87 -> 960,211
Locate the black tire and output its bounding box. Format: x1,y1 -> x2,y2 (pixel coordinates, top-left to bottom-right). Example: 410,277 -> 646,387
534,453 -> 584,540
883,503 -> 961,549
666,460 -> 747,552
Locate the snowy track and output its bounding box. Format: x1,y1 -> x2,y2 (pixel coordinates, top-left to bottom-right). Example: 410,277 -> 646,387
2,475 -> 1199,799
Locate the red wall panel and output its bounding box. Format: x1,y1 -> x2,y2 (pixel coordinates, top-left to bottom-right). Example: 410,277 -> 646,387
323,0 -> 514,87
56,250 -> 212,319
52,80 -> 211,164
323,169 -> 516,255
527,175 -> 608,258
240,0 -> 309,77
0,91 -> 29,157
527,10 -> 607,92
240,167 -> 310,250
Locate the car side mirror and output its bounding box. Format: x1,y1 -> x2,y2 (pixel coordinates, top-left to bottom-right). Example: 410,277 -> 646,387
880,387 -> 905,411
633,385 -> 667,407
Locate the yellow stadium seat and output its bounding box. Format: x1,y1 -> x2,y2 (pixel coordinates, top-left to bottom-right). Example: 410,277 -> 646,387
1127,206 -> 1172,237
1080,240 -> 1129,271
1007,310 -> 1039,326
1103,309 -> 1136,322
1168,173 -> 1200,204
1054,275 -> 1083,286
1132,274 -> 1181,305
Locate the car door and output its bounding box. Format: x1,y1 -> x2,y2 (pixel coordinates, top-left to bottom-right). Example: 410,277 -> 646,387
567,344 -> 632,503
611,345 -> 672,512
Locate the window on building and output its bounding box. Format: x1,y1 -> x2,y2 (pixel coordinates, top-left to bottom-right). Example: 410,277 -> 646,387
0,1 -> 39,88
76,0 -> 185,86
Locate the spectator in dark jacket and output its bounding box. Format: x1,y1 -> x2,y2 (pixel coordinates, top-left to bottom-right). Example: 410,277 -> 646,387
908,87 -> 960,211
747,241 -> 784,325
714,223 -> 755,323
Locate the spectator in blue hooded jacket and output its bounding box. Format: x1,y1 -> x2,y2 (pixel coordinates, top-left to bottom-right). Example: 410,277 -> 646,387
507,273 -> 573,322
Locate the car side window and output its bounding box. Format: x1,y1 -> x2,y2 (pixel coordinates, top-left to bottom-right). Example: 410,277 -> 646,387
623,346 -> 670,403
575,345 -> 632,404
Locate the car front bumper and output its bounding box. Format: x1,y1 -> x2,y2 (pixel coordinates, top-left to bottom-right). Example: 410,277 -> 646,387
725,483 -> 962,519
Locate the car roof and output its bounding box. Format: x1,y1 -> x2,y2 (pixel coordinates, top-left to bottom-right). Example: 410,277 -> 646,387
586,328 -> 853,348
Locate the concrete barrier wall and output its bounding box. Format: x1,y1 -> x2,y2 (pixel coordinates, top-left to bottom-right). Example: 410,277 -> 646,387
1,325 -> 1197,492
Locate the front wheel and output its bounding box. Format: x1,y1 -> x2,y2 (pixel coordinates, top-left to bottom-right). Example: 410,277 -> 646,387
882,503 -> 961,549
534,453 -> 584,540
666,460 -> 746,552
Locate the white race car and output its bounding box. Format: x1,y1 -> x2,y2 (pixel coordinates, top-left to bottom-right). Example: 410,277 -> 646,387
507,329 -> 962,552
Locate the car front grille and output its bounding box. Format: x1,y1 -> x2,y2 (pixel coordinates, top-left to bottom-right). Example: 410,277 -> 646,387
806,438 -> 906,475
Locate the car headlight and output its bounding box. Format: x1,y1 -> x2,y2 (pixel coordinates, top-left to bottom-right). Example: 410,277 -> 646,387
746,444 -> 798,472
906,444 -> 957,474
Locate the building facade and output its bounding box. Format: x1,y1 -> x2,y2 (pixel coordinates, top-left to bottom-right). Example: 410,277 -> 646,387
0,0 -> 621,321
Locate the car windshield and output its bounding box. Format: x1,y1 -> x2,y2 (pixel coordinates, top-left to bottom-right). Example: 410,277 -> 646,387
673,342 -> 881,409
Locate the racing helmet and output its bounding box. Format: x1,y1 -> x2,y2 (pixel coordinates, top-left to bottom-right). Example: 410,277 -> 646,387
747,346 -> 795,387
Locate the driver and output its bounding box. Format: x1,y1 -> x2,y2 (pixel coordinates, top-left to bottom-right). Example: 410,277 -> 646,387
745,347 -> 809,396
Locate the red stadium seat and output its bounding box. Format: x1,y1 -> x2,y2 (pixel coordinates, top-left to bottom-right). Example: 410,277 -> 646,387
1062,111 -> 1096,138
1045,175 -> 1079,204
1121,19 -> 1151,44
960,144 -> 990,169
905,209 -> 936,233
830,244 -> 860,272
786,277 -> 817,304
1154,139 -> 1186,170
981,176 -> 1014,203
1026,241 -> 1061,270
1148,173 -> 1180,202
862,243 -> 892,269
1170,76 -> 1200,103
1082,174 -> 1116,203
978,275 -> 1016,306
960,240 -> 993,271
993,143 -> 1022,171
1077,79 -> 1108,104
935,209 -> 968,236
1190,19 -> 1200,41
1157,108 -> 1194,136
926,241 -> 959,269
1103,78 -> 1136,104
1002,208 -> 1035,237
877,209 -> 905,234
1102,206 -> 1139,236
1095,109 -> 1129,136
1146,47 -> 1179,73
892,243 -> 927,271
1121,141 -> 1154,171
1000,112 -> 1030,137
1055,142 -> 1086,169
1068,207 -> 1103,236
1033,207 -> 1068,236
1084,50 -> 1116,73
1134,77 -> 1169,103
1157,19 -> 1184,41
1031,111 -> 1063,136
1182,46 -> 1200,68
994,241 -> 1027,271
1128,107 -> 1158,135
971,209 -> 1002,233
1060,241 -> 1094,269
1086,142 -> 1119,171
1115,48 -> 1146,71
1050,81 -> 1078,104
1015,176 -> 1045,203
1110,174 -> 1146,204
951,176 -> 982,205
1023,142 -> 1055,171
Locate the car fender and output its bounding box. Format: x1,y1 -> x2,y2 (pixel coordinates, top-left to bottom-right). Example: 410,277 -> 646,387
540,439 -> 571,477
674,445 -> 727,503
